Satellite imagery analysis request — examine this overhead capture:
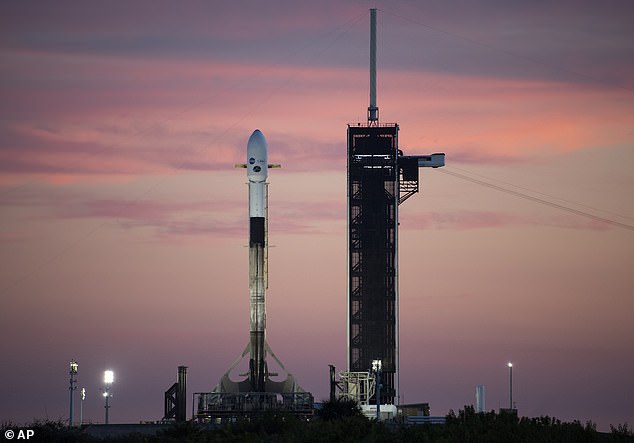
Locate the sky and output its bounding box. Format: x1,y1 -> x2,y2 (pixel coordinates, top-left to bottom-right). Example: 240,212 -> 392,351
1,0 -> 633,431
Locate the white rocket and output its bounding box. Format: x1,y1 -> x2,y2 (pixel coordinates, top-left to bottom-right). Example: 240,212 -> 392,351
236,129 -> 279,392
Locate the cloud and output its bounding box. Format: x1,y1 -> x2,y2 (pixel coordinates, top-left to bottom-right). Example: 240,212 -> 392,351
390,72 -> 634,164
0,181 -> 347,239
60,199 -> 220,220
447,149 -> 524,165
377,1 -> 634,87
3,32 -> 631,181
0,2 -> 363,60
0,118 -> 243,176
61,197 -> 248,239
402,210 -> 518,230
1,0 -> 631,183
0,49 -> 364,178
400,210 -> 614,231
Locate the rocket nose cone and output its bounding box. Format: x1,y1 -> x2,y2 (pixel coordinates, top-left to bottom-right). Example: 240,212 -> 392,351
247,129 -> 268,182
248,129 -> 266,146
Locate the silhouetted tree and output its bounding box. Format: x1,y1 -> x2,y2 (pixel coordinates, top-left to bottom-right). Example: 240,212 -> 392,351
316,398 -> 364,421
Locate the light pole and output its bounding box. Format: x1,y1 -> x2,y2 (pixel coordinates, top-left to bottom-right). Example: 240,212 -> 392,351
507,362 -> 513,410
80,388 -> 85,426
69,360 -> 78,427
103,370 -> 114,424
372,359 -> 382,421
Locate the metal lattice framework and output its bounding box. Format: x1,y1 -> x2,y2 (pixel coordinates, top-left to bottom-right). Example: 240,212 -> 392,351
347,124 -> 399,405
195,392 -> 313,422
338,371 -> 376,405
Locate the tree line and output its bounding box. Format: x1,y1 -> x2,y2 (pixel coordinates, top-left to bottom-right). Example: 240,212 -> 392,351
2,400 -> 632,442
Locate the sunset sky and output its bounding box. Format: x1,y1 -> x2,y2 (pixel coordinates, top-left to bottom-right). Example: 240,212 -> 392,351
1,0 -> 633,431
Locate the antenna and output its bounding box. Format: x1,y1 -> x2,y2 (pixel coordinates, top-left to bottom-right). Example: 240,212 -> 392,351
368,8 -> 379,124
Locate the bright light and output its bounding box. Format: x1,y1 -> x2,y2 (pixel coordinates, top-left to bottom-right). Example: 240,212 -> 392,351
104,370 -> 114,384
81,388 -> 86,400
103,391 -> 108,397
70,361 -> 78,374
372,359 -> 382,371
507,362 -> 513,368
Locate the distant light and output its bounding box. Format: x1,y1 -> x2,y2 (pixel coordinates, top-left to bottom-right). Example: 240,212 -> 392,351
103,391 -> 108,397
104,370 -> 114,384
507,362 -> 513,368
372,359 -> 382,372
70,361 -> 78,374
81,388 -> 86,400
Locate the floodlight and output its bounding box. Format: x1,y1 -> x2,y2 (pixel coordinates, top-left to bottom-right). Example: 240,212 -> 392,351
69,360 -> 79,427
102,371 -> 113,424
507,362 -> 514,410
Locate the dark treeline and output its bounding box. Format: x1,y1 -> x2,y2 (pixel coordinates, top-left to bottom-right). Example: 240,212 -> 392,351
2,402 -> 633,442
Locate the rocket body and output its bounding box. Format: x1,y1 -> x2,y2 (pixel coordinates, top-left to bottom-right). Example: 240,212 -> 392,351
246,130 -> 268,392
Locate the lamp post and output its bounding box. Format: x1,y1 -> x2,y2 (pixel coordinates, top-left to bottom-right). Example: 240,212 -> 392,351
69,360 -> 78,427
507,362 -> 513,410
372,359 -> 382,421
80,388 -> 85,426
103,370 -> 114,424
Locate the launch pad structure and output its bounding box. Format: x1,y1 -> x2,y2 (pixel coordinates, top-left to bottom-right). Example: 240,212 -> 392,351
195,340 -> 313,421
346,125 -> 444,406
342,8 -> 445,409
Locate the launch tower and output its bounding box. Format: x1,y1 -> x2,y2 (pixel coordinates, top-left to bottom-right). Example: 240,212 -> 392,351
346,9 -> 444,406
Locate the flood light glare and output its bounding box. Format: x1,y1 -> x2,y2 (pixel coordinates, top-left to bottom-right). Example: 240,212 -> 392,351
507,362 -> 513,368
104,370 -> 114,384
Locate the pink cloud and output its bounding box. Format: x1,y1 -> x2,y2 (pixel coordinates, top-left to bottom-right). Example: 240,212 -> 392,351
386,71 -> 634,164
1,53 -> 368,180
60,199 -> 228,220
58,198 -> 246,239
0,231 -> 30,243
402,210 -> 519,230
528,214 -> 614,231
3,187 -> 346,239
447,148 -> 524,165
4,46 -> 630,183
400,210 -> 615,231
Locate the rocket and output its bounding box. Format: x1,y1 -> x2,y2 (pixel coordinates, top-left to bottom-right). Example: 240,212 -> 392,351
236,129 -> 279,392
200,130 -> 310,413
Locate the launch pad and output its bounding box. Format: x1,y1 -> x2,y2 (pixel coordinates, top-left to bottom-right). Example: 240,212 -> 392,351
195,392 -> 313,422
195,8 -> 441,422
195,341 -> 313,421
